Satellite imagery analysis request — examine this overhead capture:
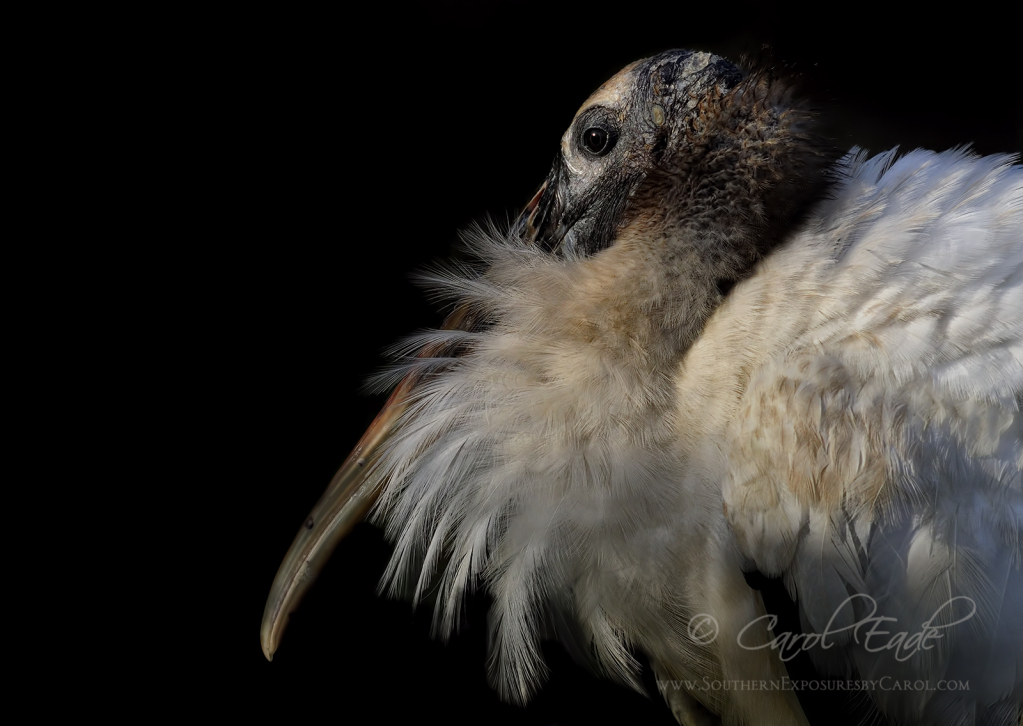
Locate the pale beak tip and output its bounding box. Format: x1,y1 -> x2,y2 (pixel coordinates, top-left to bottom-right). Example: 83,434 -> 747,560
261,636 -> 276,662
260,613 -> 281,662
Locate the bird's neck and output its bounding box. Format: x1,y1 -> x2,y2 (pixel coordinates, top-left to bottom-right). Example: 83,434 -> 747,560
554,231 -> 726,373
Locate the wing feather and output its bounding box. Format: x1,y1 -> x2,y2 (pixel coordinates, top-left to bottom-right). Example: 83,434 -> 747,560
715,149 -> 1022,724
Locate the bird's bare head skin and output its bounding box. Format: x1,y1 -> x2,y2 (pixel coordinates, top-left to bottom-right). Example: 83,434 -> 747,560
264,49 -> 1023,726
522,50 -> 835,269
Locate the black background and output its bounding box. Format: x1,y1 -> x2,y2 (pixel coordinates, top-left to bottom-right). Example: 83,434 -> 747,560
185,3 -> 1021,723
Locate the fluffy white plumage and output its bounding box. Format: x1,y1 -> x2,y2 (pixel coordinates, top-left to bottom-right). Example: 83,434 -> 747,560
368,148 -> 1021,724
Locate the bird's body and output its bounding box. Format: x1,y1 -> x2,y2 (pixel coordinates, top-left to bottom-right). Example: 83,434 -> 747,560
263,51 -> 1022,725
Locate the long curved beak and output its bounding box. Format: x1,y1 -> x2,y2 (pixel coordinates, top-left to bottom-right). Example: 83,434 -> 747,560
260,382 -> 407,661
260,307 -> 472,661
261,181 -> 554,661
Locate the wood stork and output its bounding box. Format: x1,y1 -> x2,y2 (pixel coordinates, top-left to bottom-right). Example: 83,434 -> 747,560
261,50 -> 1022,725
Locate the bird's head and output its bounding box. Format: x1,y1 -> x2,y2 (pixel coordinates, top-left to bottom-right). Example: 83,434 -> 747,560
521,49 -> 833,283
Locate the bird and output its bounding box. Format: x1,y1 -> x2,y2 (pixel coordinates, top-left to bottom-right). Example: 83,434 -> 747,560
261,49 -> 1022,725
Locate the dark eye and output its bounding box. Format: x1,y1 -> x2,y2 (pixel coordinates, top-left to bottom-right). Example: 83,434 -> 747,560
581,125 -> 616,156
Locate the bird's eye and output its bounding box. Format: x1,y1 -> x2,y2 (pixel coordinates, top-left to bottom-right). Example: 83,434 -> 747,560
581,126 -> 616,156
